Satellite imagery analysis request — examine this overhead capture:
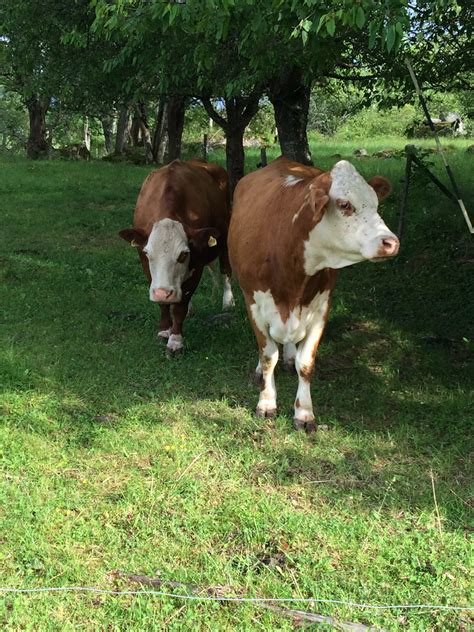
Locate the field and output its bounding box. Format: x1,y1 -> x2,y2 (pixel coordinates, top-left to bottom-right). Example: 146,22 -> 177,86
1,139 -> 473,630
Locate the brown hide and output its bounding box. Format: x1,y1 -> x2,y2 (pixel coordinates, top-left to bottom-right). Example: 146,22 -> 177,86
133,159 -> 229,237
126,159 -> 230,278
228,156 -> 338,320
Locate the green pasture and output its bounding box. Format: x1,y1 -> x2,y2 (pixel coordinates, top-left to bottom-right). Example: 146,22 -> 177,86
0,140 -> 473,630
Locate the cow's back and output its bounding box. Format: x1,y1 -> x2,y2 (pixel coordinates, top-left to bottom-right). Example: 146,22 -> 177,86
134,160 -> 229,236
229,157 -> 323,294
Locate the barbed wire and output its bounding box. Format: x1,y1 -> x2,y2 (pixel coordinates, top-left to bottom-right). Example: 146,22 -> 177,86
0,586 -> 472,611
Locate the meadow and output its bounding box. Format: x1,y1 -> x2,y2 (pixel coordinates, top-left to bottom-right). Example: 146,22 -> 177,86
0,138 -> 473,630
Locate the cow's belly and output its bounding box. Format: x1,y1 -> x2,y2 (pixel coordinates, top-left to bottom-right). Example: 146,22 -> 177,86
251,289 -> 330,345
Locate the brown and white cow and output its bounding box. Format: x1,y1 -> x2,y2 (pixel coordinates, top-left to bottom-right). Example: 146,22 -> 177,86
119,159 -> 234,352
228,156 -> 399,432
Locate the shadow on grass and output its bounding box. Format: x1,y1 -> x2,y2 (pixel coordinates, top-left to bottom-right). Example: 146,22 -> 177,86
1,158 -> 472,535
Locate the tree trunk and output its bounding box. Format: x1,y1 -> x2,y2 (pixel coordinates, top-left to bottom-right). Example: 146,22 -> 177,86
100,114 -> 115,154
202,91 -> 261,195
25,96 -> 50,159
130,113 -> 141,146
167,95 -> 186,161
152,99 -> 168,163
225,127 -> 245,196
115,105 -> 131,154
269,67 -> 313,165
136,102 -> 154,163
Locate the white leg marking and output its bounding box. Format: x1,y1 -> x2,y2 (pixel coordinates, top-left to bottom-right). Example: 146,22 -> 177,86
294,292 -> 330,427
157,327 -> 172,339
167,334 -> 183,352
256,338 -> 279,417
222,275 -> 235,310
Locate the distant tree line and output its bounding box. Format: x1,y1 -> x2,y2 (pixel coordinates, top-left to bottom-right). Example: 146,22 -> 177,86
1,0 -> 471,191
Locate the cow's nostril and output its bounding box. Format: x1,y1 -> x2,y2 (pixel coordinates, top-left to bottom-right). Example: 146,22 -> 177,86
382,237 -> 399,254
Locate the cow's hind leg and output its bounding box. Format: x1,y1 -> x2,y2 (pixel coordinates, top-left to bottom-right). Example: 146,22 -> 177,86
283,342 -> 297,373
256,339 -> 279,419
157,304 -> 172,341
219,250 -> 235,310
222,274 -> 235,310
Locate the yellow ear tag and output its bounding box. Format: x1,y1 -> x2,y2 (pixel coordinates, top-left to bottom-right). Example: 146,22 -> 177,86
208,236 -> 217,247
131,239 -> 138,247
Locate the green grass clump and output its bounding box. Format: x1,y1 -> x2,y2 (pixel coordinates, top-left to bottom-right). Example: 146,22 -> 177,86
1,141 -> 473,630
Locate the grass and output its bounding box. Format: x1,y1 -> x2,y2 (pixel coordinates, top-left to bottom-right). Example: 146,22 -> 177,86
0,138 -> 473,630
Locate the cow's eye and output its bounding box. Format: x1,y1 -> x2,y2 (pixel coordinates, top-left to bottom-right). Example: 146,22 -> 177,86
337,199 -> 355,214
177,250 -> 189,264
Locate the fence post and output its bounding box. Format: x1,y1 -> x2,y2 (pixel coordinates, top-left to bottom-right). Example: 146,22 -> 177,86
260,146 -> 267,167
203,133 -> 208,162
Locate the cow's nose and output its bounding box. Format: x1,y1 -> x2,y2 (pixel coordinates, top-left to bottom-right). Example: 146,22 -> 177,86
380,236 -> 400,257
152,287 -> 176,302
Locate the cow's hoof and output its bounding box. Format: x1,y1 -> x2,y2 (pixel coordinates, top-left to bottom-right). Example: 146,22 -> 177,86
282,361 -> 296,374
294,418 -> 317,433
166,346 -> 184,357
256,406 -> 277,419
166,334 -> 184,354
157,328 -> 172,341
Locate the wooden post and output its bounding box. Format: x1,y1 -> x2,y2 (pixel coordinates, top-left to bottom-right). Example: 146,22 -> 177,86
260,146 -> 267,167
397,145 -> 413,241
203,133 -> 208,162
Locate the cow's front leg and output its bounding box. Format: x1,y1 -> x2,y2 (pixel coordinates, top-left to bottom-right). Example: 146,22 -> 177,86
166,268 -> 203,354
256,338 -> 279,418
294,322 -> 328,433
157,304 -> 172,341
167,302 -> 187,353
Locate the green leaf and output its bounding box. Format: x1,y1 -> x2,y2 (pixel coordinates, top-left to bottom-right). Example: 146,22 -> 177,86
169,4 -> 179,25
368,20 -> 379,49
301,30 -> 308,46
326,17 -> 335,37
356,7 -> 365,29
302,19 -> 312,32
386,24 -> 396,52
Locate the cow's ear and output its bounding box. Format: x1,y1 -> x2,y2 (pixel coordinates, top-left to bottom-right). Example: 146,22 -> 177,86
185,226 -> 220,249
309,172 -> 332,223
368,176 -> 392,202
119,228 -> 147,247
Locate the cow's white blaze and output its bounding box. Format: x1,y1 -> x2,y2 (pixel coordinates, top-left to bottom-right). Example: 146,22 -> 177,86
144,218 -> 190,302
303,160 -> 397,273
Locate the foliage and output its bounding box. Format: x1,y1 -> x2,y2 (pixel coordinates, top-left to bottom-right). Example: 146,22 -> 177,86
0,87 -> 28,153
307,82 -> 365,136
1,141 -> 473,629
335,105 -> 418,141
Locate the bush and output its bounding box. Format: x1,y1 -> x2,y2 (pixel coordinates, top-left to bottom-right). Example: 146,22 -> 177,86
335,105 -> 417,140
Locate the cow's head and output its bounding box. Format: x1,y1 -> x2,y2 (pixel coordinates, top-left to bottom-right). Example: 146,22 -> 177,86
304,160 -> 399,272
119,218 -> 219,303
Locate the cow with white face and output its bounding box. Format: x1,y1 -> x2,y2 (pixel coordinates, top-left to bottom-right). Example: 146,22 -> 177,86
228,156 -> 399,432
119,159 -> 234,353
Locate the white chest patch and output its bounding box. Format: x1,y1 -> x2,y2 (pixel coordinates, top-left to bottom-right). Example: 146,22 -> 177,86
283,175 -> 303,187
250,289 -> 331,345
